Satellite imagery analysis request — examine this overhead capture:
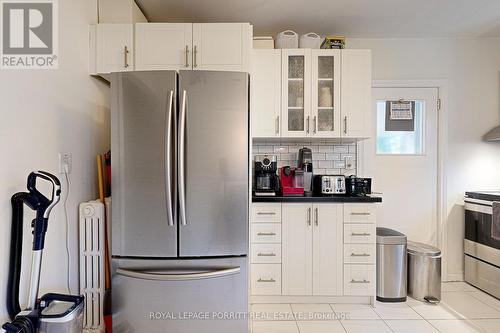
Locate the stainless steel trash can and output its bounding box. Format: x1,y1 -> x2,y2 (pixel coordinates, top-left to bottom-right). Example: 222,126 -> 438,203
407,241 -> 442,303
376,227 -> 407,302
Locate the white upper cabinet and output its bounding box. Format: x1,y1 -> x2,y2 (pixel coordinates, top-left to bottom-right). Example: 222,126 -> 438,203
135,23 -> 192,70
250,48 -> 371,140
312,204 -> 343,295
192,23 -> 251,72
91,23 -> 252,75
281,49 -> 311,137
95,24 -> 134,74
251,49 -> 281,138
341,49 -> 372,139
311,50 -> 341,137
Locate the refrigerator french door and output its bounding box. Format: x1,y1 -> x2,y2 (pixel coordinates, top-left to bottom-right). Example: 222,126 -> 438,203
111,70 -> 249,333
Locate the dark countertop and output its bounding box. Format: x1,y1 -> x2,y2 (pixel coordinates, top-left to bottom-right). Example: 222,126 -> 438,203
252,195 -> 382,203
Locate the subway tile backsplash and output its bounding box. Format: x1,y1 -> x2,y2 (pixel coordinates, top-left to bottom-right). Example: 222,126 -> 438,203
253,140 -> 357,176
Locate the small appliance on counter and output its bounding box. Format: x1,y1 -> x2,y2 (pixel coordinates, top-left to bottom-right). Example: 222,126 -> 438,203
298,147 -> 313,196
280,166 -> 305,196
254,155 -> 280,196
346,176 -> 372,196
314,175 -> 346,195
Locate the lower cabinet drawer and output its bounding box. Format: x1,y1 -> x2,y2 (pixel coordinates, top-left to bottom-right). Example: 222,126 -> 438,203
344,244 -> 376,264
251,223 -> 281,243
251,244 -> 282,264
251,264 -> 282,295
251,204 -> 282,223
344,224 -> 376,244
343,264 -> 375,296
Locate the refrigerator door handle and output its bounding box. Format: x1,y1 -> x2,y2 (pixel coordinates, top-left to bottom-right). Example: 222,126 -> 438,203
116,266 -> 241,281
165,90 -> 174,227
178,90 -> 187,226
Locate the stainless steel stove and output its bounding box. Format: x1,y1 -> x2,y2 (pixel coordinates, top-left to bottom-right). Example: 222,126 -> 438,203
464,191 -> 500,299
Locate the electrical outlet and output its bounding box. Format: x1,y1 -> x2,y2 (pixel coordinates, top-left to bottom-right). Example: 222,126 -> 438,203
59,152 -> 72,174
345,156 -> 355,170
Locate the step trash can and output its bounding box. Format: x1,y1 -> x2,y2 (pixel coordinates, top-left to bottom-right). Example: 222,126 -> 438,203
407,241 -> 442,304
376,227 -> 407,302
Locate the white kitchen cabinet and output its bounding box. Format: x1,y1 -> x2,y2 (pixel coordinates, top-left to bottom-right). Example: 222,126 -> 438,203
251,49 -> 281,138
192,23 -> 251,72
95,24 -> 134,73
282,203 -> 343,296
281,49 -> 312,137
311,50 -> 342,137
341,50 -> 372,138
312,204 -> 343,295
135,23 -> 192,70
251,49 -> 371,140
282,203 -> 313,295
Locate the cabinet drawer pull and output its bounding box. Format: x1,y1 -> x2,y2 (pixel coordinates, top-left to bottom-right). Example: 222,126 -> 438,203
276,116 -> 280,135
185,45 -> 189,68
351,212 -> 371,216
193,45 -> 198,68
257,278 -> 276,283
351,253 -> 370,257
306,116 -> 310,134
351,232 -> 371,236
257,212 -> 276,216
257,232 -> 276,236
313,116 -> 317,134
350,279 -> 370,284
257,253 -> 277,257
344,116 -> 348,134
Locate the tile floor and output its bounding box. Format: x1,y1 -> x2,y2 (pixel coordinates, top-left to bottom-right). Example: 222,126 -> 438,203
251,282 -> 500,333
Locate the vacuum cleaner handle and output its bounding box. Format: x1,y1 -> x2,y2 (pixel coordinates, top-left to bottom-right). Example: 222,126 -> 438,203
27,171 -> 61,218
27,171 -> 61,251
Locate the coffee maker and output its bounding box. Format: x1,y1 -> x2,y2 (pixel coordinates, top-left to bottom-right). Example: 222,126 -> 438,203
254,155 -> 280,196
298,147 -> 313,196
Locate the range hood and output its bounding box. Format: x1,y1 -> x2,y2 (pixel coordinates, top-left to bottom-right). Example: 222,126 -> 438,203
484,125 -> 500,142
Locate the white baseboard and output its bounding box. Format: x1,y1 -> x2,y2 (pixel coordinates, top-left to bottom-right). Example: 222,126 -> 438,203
251,295 -> 371,304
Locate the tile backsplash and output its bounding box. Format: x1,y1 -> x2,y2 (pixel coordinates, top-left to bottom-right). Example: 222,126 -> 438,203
252,140 -> 357,175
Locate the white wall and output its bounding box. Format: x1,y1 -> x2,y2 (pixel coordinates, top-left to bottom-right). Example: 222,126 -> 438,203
0,0 -> 109,323
352,38 -> 500,279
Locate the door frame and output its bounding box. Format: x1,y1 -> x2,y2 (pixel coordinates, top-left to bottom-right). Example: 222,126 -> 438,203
359,80 -> 452,281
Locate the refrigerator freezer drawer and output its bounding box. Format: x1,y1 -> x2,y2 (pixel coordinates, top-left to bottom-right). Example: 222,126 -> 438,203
112,257 -> 248,333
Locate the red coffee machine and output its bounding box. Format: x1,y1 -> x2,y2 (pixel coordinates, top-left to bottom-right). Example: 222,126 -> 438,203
280,166 -> 305,196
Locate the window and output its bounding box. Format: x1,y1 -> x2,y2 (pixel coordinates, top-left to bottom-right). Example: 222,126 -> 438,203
376,100 -> 425,155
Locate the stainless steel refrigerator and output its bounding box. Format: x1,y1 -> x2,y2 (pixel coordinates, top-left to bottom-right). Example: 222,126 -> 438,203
110,70 -> 249,333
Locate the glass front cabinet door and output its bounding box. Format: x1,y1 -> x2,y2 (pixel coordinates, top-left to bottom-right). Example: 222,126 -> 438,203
281,49 -> 311,137
281,49 -> 340,138
311,50 -> 341,137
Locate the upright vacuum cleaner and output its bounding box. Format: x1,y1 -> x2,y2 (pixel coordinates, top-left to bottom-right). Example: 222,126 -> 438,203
3,171 -> 84,333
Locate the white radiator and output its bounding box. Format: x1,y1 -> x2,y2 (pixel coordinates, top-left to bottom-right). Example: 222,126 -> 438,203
79,200 -> 105,333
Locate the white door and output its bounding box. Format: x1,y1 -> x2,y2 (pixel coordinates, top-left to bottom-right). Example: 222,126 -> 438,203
97,24 -> 134,73
192,23 -> 251,72
135,23 -> 192,70
282,204 -> 313,295
281,49 -> 311,137
251,49 -> 281,138
311,50 -> 341,138
341,50 -> 372,138
364,87 -> 439,244
312,204 -> 343,295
